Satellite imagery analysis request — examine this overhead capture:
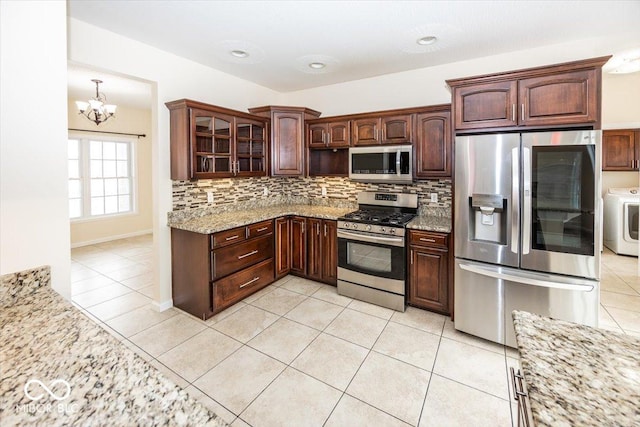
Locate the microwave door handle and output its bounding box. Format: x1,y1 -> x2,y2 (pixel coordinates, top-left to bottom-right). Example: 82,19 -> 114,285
396,149 -> 401,176
522,147 -> 531,255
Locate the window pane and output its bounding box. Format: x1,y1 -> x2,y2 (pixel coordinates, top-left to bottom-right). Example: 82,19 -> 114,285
91,197 -> 104,215
91,179 -> 104,197
104,196 -> 118,214
68,139 -> 79,159
118,195 -> 130,212
69,199 -> 82,219
103,142 -> 116,160
116,143 -> 128,160
104,178 -> 118,196
116,160 -> 128,177
90,160 -> 102,178
68,160 -> 79,179
90,141 -> 102,159
118,178 -> 130,194
103,160 -> 116,177
68,180 -> 81,198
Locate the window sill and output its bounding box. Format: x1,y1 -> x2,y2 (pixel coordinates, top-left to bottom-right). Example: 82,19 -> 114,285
70,211 -> 139,224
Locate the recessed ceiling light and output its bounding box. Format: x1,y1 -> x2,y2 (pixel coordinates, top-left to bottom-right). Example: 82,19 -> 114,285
230,50 -> 249,58
309,62 -> 326,69
417,36 -> 438,46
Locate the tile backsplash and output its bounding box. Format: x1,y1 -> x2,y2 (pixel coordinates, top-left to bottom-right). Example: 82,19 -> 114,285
172,176 -> 451,212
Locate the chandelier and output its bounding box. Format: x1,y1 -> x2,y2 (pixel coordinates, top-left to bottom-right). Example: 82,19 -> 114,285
75,79 -> 117,125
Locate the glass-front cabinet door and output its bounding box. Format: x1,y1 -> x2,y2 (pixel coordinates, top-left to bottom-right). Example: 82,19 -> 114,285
235,119 -> 266,176
191,109 -> 233,178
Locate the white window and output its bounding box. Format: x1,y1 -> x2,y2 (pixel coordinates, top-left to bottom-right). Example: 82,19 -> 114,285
68,135 -> 136,220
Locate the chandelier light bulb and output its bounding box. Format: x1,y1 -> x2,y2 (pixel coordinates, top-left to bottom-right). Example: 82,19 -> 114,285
77,79 -> 117,125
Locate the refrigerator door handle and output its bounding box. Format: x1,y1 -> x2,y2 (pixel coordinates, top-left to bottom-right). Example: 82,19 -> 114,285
522,147 -> 531,255
511,147 -> 519,254
458,262 -> 595,292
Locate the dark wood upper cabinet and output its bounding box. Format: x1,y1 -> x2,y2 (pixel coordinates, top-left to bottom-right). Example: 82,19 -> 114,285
447,56 -> 610,132
166,99 -> 268,180
308,121 -> 350,148
602,129 -> 639,171
249,106 -> 321,176
352,115 -> 412,146
414,107 -> 452,178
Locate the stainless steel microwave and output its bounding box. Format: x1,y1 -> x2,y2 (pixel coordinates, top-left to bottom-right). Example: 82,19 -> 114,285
348,145 -> 413,184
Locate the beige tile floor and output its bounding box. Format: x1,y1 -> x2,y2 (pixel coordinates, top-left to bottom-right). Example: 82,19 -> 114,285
70,235 -> 640,426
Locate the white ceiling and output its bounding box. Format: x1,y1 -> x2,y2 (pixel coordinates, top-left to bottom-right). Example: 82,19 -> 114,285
67,0 -> 640,93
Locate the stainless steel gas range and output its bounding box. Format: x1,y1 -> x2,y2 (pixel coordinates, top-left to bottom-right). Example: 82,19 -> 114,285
337,192 -> 418,311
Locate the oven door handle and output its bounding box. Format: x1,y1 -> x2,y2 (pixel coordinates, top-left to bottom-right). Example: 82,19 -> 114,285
337,229 -> 405,247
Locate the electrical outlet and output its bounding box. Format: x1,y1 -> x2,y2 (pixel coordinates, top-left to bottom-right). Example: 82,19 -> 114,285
207,191 -> 214,203
263,187 -> 269,196
430,193 -> 438,203
321,186 -> 327,196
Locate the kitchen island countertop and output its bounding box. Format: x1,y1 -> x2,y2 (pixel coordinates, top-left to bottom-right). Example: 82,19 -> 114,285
512,310 -> 640,426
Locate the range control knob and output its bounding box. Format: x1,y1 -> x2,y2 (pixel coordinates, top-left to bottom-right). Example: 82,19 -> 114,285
366,225 -> 372,231
343,223 -> 350,228
390,228 -> 396,234
352,224 -> 358,230
380,227 -> 386,233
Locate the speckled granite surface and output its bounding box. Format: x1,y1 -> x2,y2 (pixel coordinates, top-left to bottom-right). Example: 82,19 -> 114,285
512,310 -> 640,427
0,267 -> 226,427
168,204 -> 356,234
169,200 -> 452,235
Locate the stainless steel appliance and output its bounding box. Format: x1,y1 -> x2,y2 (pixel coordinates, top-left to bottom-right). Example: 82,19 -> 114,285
337,192 -> 418,311
454,130 -> 601,347
349,145 -> 413,184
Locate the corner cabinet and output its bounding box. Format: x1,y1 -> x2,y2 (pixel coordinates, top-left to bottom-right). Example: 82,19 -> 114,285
249,106 -> 321,176
414,106 -> 452,177
166,99 -> 268,180
407,230 -> 450,315
602,129 -> 640,171
446,56 -> 611,132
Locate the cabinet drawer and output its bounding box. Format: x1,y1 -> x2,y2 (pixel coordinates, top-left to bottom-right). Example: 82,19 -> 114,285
212,234 -> 273,279
247,220 -> 273,239
213,258 -> 274,311
212,226 -> 246,248
410,231 -> 448,249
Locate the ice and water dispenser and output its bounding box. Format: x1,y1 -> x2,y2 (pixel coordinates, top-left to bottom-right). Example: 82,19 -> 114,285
469,194 -> 508,244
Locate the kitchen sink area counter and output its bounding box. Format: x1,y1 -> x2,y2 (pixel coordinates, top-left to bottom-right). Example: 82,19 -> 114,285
168,201 -> 356,235
512,310 -> 640,427
0,267 -> 226,427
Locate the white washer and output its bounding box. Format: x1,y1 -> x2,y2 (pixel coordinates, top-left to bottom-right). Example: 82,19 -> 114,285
603,187 -> 639,256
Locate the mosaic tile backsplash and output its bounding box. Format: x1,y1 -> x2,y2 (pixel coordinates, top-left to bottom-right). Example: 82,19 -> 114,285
172,176 -> 452,213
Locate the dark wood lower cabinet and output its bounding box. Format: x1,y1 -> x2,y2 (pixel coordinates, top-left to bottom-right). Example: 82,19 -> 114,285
408,230 -> 450,315
307,218 -> 323,281
275,217 -> 291,278
290,216 -> 307,276
321,220 -> 338,285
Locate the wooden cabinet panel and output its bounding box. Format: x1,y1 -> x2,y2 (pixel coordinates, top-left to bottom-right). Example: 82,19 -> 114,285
247,220 -> 273,239
602,129 -> 638,171
328,121 -> 350,147
321,220 -> 338,285
212,226 -> 247,248
519,69 -> 598,126
212,234 -> 273,280
235,118 -> 267,177
352,118 -> 380,146
272,111 -> 304,175
415,110 -> 451,177
381,115 -> 412,144
453,81 -> 518,130
308,124 -> 327,148
171,228 -> 212,320
408,230 -> 450,315
307,218 -> 323,281
275,217 -> 291,278
214,258 -> 274,312
290,216 -> 307,275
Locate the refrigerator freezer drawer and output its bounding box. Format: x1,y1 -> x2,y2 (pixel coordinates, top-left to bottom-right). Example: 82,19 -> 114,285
454,258 -> 599,347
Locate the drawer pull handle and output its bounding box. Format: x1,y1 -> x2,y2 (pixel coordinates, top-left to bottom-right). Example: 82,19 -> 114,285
256,227 -> 269,232
238,250 -> 259,259
239,276 -> 260,288
420,238 -> 436,243
225,235 -> 240,241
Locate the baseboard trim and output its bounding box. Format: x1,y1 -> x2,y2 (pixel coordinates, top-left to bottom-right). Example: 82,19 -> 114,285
71,229 -> 153,248
152,299 -> 173,312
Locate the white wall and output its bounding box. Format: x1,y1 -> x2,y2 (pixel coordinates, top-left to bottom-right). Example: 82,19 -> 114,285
0,1 -> 70,297
67,18 -> 281,308
67,101 -> 153,246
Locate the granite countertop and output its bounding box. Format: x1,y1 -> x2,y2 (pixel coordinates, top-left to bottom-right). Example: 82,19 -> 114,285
0,268 -> 227,427
512,310 -> 640,427
169,202 -> 452,235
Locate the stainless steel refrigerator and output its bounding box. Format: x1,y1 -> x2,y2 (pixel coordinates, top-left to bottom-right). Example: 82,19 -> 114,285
454,130 -> 601,347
